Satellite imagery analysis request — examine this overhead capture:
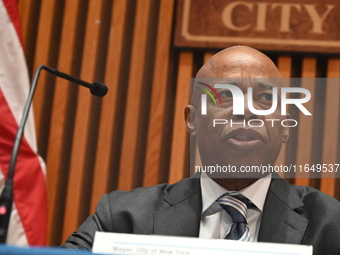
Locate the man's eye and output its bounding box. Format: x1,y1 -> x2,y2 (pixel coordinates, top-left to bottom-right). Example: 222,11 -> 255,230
219,91 -> 232,98
262,93 -> 272,101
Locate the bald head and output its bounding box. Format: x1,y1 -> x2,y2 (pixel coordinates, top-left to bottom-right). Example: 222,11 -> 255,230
196,46 -> 282,79
192,46 -> 283,105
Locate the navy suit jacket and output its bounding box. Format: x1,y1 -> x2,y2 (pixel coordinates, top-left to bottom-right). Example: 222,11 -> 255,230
62,175 -> 340,255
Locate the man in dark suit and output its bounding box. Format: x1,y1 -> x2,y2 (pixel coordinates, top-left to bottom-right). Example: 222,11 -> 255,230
62,46 -> 340,255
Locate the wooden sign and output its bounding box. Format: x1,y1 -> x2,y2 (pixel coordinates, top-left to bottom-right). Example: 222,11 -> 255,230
174,0 -> 340,53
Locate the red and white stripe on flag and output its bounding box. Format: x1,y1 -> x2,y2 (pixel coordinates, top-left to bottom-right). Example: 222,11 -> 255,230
0,0 -> 47,246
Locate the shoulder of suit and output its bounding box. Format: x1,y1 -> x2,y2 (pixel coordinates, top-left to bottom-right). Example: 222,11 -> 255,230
104,176 -> 199,205
293,184 -> 340,212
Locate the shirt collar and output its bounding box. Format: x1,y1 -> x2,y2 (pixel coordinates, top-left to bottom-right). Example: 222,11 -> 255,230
200,172 -> 272,213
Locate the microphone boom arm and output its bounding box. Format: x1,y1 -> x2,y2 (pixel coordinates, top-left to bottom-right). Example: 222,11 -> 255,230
0,65 -> 107,243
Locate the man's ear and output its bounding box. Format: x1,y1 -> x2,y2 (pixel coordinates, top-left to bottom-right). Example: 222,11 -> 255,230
184,105 -> 197,135
282,113 -> 290,143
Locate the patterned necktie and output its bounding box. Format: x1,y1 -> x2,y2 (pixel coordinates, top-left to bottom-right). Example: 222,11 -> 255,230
216,193 -> 253,241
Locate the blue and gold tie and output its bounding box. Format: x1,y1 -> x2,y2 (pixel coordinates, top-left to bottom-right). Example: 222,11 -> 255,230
216,193 -> 253,241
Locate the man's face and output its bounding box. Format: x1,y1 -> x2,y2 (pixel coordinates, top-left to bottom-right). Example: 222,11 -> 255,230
190,49 -> 289,178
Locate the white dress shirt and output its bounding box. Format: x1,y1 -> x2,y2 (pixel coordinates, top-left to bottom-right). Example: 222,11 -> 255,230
199,173 -> 272,241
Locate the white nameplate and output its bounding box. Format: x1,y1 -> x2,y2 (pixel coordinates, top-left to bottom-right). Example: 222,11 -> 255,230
93,232 -> 312,255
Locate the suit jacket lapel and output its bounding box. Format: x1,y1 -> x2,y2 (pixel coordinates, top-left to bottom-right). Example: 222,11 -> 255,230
154,177 -> 202,237
258,175 -> 309,244
153,174 -> 309,243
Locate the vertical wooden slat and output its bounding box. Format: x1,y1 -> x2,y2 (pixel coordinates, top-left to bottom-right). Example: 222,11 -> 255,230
17,0 -> 41,71
277,56 -> 292,79
295,58 -> 316,186
45,0 -> 84,245
203,52 -> 215,63
168,52 -> 193,184
90,0 -> 128,212
320,59 -> 340,196
62,0 -> 105,242
118,0 -> 152,191
143,0 -> 175,187
29,0 -> 59,137
17,0 -> 35,50
276,56 -> 292,168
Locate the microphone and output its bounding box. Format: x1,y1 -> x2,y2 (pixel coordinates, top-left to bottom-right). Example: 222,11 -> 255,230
0,65 -> 108,243
40,66 -> 108,97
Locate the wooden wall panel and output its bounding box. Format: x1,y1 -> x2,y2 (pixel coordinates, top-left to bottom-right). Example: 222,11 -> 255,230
276,56 -> 291,170
90,0 -> 128,213
62,0 -> 109,242
143,0 -> 175,187
320,59 -> 340,197
117,0 -> 152,191
16,0 -> 340,246
25,0 -> 63,158
18,0 -> 41,72
168,51 -> 193,184
295,58 -> 317,186
43,0 -> 88,245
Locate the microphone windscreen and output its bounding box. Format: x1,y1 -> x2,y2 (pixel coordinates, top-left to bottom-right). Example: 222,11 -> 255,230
90,82 -> 108,97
